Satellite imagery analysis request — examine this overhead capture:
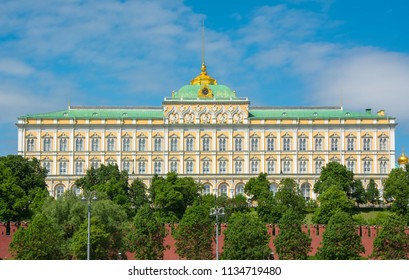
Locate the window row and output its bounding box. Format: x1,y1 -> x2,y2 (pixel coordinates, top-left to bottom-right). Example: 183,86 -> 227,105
43,159 -> 389,175
28,136 -> 389,152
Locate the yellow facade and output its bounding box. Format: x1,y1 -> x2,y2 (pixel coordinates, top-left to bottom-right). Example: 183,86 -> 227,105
17,63 -> 397,199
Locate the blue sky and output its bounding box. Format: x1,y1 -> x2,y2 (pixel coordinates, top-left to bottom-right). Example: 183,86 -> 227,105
1,0 -> 408,157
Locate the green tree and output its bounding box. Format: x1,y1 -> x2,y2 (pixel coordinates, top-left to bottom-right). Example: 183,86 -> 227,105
41,193 -> 127,259
10,213 -> 66,259
312,185 -> 353,224
372,213 -> 409,259
173,203 -> 213,260
317,212 -> 364,260
274,209 -> 311,260
128,178 -> 148,213
150,172 -> 202,221
383,167 -> 409,216
75,164 -> 129,208
366,179 -> 380,206
351,179 -> 367,207
274,178 -> 306,218
314,162 -> 355,197
70,220 -> 111,260
0,155 -> 48,223
221,212 -> 271,260
126,205 -> 168,260
244,173 -> 271,201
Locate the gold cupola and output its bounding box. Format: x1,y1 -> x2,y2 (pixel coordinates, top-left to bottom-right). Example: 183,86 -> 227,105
190,63 -> 217,85
398,150 -> 409,165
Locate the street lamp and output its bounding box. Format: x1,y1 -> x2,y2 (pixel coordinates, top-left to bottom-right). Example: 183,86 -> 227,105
210,207 -> 225,260
82,191 -> 97,260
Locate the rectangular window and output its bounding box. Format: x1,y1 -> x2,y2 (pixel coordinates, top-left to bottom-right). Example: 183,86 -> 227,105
43,161 -> 51,174
43,138 -> 52,152
267,138 -> 274,151
59,161 -> 67,175
139,138 -> 146,152
91,138 -> 99,152
267,160 -> 275,174
219,138 -> 226,151
331,138 -> 338,151
170,138 -> 178,151
186,161 -> 194,174
251,160 -> 259,174
283,160 -> 291,173
219,160 -> 227,174
363,138 -> 371,151
138,161 -> 146,174
299,161 -> 307,173
363,161 -> 371,174
234,160 -> 242,174
347,161 -> 355,172
380,161 -> 387,174
379,138 -> 387,151
154,138 -> 162,151
107,138 -> 115,152
203,161 -> 210,174
299,138 -> 306,151
315,138 -> 322,151
315,161 -> 323,174
154,161 -> 162,174
59,138 -> 68,152
170,161 -> 178,173
27,138 -> 35,152
186,138 -> 194,151
235,138 -> 242,151
122,161 -> 130,173
347,138 -> 355,151
250,138 -> 258,151
75,138 -> 84,152
283,138 -> 290,151
122,138 -> 131,152
202,138 -> 210,151
75,161 -> 83,175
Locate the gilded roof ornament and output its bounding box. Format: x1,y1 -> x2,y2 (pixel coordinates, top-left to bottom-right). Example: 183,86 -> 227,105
190,63 -> 217,85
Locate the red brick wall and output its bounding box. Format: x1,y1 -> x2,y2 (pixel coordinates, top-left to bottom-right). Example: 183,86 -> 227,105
1,222 -> 408,260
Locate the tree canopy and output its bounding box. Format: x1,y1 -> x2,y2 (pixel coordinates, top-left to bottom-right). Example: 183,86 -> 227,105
383,167 -> 409,216
313,185 -> 353,224
221,212 -> 271,260
126,205 -> 168,260
317,212 -> 364,260
313,162 -> 355,197
149,172 -> 202,221
274,209 -> 311,260
366,179 -> 380,206
10,213 -> 66,260
173,203 -> 214,260
372,213 -> 409,259
0,155 -> 48,223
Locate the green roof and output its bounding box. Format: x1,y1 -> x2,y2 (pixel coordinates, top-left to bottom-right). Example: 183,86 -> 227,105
248,107 -> 392,119
19,106 -> 393,121
173,84 -> 237,100
19,106 -> 163,119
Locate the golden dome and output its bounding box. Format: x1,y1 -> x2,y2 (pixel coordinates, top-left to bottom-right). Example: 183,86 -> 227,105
190,63 -> 217,85
398,151 -> 408,165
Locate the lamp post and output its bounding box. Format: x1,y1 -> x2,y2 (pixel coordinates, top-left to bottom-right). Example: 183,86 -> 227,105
82,191 -> 97,260
210,207 -> 224,260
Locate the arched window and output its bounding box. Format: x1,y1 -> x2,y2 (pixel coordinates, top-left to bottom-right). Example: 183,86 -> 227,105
219,184 -> 228,197
55,185 -> 65,199
236,184 -> 244,196
301,183 -> 311,200
203,184 -> 211,195
269,183 -> 278,196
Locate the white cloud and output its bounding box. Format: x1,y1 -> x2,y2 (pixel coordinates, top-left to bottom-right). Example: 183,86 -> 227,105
309,48 -> 409,132
0,59 -> 35,76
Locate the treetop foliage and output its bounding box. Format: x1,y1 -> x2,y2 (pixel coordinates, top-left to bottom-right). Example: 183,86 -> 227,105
313,162 -> 355,196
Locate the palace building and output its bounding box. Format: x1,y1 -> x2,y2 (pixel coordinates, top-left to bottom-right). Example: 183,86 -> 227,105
17,63 -> 396,200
